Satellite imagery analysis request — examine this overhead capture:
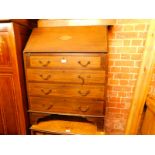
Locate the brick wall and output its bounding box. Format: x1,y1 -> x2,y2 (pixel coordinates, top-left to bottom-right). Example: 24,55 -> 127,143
105,19 -> 151,134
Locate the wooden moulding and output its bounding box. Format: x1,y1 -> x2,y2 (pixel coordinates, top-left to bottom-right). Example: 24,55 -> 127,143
38,19 -> 116,27
0,19 -> 37,28
141,96 -> 155,134
125,20 -> 155,135
146,96 -> 155,114
0,21 -> 32,134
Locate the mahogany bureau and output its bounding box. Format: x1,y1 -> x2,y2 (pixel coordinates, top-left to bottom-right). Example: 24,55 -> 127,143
24,25 -> 108,134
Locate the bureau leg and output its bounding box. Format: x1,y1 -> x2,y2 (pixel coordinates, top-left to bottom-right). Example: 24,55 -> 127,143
31,130 -> 35,135
96,118 -> 104,131
87,117 -> 104,132
29,113 -> 50,125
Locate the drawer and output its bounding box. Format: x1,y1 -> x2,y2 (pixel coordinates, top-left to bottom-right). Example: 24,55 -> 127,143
26,53 -> 106,70
26,69 -> 106,85
28,83 -> 105,100
29,97 -> 104,116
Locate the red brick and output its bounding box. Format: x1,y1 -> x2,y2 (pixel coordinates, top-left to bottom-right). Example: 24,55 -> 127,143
107,91 -> 118,97
108,47 -> 117,52
135,24 -> 146,31
132,74 -> 138,79
121,98 -> 131,103
116,103 -> 125,108
111,113 -> 124,119
110,67 -> 121,72
121,54 -> 131,59
128,80 -> 137,85
112,86 -> 132,91
121,67 -> 130,72
134,61 -> 142,67
109,40 -> 124,47
131,54 -> 142,60
107,102 -> 116,108
108,79 -> 119,85
115,32 -> 138,39
123,40 -> 131,46
114,73 -> 133,79
117,92 -> 130,97
120,109 -> 130,114
109,53 -> 121,59
115,61 -> 134,67
138,32 -> 147,38
108,97 -> 121,102
120,80 -> 129,85
131,40 -> 143,46
137,47 -> 145,53
107,86 -> 114,91
129,68 -> 139,73
123,25 -> 134,31
107,108 -> 121,114
114,47 -> 138,53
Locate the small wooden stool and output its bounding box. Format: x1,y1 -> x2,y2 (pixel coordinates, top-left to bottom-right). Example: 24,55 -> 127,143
30,119 -> 105,135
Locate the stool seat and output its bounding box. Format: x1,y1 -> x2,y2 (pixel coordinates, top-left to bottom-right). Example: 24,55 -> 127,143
30,119 -> 105,135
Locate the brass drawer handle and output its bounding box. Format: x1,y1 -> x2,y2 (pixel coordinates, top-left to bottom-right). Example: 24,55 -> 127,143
41,89 -> 52,95
46,104 -> 54,110
78,90 -> 90,96
78,61 -> 90,67
39,74 -> 51,80
79,106 -> 90,112
39,60 -> 51,67
78,75 -> 85,85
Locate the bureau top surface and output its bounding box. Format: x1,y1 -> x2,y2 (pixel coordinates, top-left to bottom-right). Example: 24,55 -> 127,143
24,26 -> 107,53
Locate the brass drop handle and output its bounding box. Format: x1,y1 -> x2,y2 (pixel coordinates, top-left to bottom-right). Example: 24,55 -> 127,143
78,75 -> 85,85
39,60 -> 51,67
46,104 -> 54,110
78,61 -> 90,67
40,74 -> 51,80
41,89 -> 52,95
78,90 -> 90,96
79,106 -> 89,112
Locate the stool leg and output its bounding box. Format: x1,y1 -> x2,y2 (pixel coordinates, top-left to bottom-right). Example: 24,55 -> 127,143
31,130 -> 35,135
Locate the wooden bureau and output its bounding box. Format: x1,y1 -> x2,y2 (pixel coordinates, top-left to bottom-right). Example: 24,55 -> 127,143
24,25 -> 108,134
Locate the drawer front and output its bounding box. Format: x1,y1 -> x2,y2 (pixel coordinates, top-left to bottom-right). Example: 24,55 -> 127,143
26,69 -> 106,85
29,97 -> 104,116
27,54 -> 106,69
28,83 -> 105,99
